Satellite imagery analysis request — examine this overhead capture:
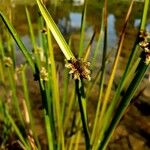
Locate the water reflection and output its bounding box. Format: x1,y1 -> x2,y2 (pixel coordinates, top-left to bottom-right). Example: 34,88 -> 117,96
108,14 -> 118,49
0,0 -> 150,54
146,24 -> 150,32
69,12 -> 81,28
73,0 -> 84,6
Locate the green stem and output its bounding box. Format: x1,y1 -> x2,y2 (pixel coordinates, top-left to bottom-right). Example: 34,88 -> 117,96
75,79 -> 90,150
7,68 -> 24,126
21,65 -> 41,150
47,28 -> 65,150
94,1 -> 134,147
36,0 -> 74,60
140,0 -> 149,30
44,109 -> 54,150
0,12 -> 35,72
6,109 -> 30,149
99,61 -> 149,150
25,7 -> 37,51
78,0 -> 87,57
97,1 -> 149,148
64,86 -> 76,132
62,68 -> 69,121
91,1 -> 108,145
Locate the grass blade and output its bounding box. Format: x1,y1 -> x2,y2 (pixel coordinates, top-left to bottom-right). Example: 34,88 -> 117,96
78,0 -> 87,57
44,109 -> 54,150
75,79 -> 90,149
5,109 -> 30,149
25,7 -> 37,51
36,0 -> 74,60
140,0 -> 150,30
7,67 -> 24,126
0,12 -> 35,72
91,1 -> 108,145
21,65 -> 41,150
83,31 -> 96,61
99,61 -> 149,149
47,27 -> 65,149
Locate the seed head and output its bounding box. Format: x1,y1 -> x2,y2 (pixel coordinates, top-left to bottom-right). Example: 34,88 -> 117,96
65,58 -> 91,81
41,28 -> 47,34
139,30 -> 150,65
4,57 -> 13,67
143,50 -> 150,65
16,64 -> 24,74
138,30 -> 149,43
40,67 -> 48,81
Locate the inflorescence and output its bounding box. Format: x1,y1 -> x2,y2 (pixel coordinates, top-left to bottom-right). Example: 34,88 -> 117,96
65,58 -> 91,81
139,30 -> 150,65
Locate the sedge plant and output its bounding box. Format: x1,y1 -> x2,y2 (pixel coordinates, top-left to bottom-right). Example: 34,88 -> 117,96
0,0 -> 149,150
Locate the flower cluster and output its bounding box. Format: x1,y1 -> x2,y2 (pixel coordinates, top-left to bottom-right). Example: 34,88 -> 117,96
15,64 -> 24,74
139,30 -> 150,65
65,58 -> 91,81
40,67 -> 48,81
3,57 -> 13,67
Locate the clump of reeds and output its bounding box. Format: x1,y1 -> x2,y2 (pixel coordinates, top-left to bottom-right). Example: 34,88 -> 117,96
0,0 -> 149,149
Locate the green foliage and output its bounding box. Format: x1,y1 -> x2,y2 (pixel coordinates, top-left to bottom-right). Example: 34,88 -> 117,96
0,0 -> 149,149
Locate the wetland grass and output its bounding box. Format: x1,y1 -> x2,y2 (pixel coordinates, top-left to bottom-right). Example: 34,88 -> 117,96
0,0 -> 149,149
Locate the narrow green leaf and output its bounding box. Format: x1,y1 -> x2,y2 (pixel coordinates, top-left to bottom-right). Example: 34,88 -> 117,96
140,0 -> 149,30
47,27 -> 65,149
25,7 -> 37,51
99,61 -> 149,150
21,65 -> 41,150
78,0 -> 87,57
44,110 -> 54,150
6,110 -> 30,149
36,0 -> 75,60
0,11 -> 35,72
83,31 -> 96,61
75,79 -> 90,149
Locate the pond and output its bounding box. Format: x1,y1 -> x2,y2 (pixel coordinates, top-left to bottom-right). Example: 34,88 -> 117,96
1,0 -> 150,54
